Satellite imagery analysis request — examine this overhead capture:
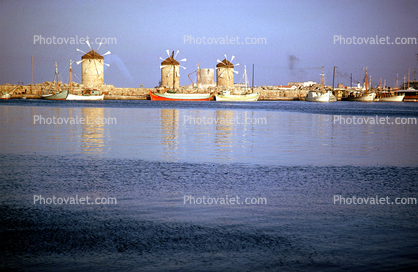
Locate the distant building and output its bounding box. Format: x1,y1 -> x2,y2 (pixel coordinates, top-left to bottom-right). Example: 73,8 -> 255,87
277,85 -> 297,90
288,81 -> 317,87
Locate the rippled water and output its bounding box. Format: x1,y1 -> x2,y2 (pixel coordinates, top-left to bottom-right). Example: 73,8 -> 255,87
0,100 -> 417,271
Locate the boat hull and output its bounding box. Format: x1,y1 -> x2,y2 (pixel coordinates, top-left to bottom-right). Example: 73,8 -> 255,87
42,90 -> 69,100
347,93 -> 376,102
150,91 -> 212,101
66,94 -> 104,100
379,95 -> 405,102
215,93 -> 260,101
305,91 -> 337,102
0,94 -> 10,100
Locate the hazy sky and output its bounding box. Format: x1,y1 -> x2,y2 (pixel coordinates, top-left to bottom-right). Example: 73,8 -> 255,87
0,0 -> 417,88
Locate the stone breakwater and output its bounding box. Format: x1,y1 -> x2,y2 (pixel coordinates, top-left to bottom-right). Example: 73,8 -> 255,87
1,82 -> 343,101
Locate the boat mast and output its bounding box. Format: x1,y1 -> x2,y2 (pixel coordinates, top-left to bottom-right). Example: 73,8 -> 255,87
31,56 -> 33,93
244,65 -> 247,92
54,62 -> 60,91
332,66 -> 338,92
170,51 -> 175,91
172,64 -> 175,91
408,68 -> 410,89
362,67 -> 368,92
68,60 -> 72,93
252,64 -> 254,90
197,63 -> 200,89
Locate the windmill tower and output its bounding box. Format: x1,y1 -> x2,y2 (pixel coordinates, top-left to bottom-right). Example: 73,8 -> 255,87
160,50 -> 186,89
216,54 -> 239,87
76,40 -> 111,88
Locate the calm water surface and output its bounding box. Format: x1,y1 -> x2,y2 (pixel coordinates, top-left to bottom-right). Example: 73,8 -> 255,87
0,100 -> 417,271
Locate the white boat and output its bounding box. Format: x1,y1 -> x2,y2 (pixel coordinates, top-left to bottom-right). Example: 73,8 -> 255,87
305,90 -> 337,102
150,91 -> 213,101
215,65 -> 260,101
347,92 -> 376,102
378,91 -> 405,102
347,67 -> 376,102
0,92 -> 11,100
67,90 -> 104,100
215,90 -> 260,101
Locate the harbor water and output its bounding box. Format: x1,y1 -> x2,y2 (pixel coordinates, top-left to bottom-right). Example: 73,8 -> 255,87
0,100 -> 417,271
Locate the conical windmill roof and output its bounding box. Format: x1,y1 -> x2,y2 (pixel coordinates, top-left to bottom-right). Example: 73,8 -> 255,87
81,50 -> 104,60
161,57 -> 179,66
216,59 -> 234,68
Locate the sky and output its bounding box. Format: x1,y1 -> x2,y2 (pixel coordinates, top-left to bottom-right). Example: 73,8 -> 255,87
0,0 -> 417,88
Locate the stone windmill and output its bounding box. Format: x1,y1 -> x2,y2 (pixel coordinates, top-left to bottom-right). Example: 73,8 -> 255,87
76,39 -> 111,88
159,50 -> 187,89
216,54 -> 240,87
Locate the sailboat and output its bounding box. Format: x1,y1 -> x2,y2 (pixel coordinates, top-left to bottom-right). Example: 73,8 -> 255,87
41,62 -> 69,100
215,65 -> 260,101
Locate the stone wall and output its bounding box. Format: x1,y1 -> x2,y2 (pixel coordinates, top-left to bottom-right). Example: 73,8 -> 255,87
1,82 -> 310,100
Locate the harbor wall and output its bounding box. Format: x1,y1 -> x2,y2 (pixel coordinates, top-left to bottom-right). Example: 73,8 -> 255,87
1,82 -> 313,100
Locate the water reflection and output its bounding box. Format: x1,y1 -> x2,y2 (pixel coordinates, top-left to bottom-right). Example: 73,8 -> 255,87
215,110 -> 234,161
1,103 -> 417,166
79,108 -> 105,154
160,109 -> 179,159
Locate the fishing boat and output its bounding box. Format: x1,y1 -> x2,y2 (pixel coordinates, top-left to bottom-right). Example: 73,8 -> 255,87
347,92 -> 376,102
306,66 -> 337,102
346,67 -> 376,102
67,90 -> 104,100
150,90 -> 213,101
305,90 -> 337,102
215,90 -> 260,101
215,65 -> 260,101
42,90 -> 69,100
42,62 -> 69,100
0,92 -> 10,100
378,90 -> 405,102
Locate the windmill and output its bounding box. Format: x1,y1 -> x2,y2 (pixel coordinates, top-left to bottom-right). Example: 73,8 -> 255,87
159,49 -> 187,90
75,39 -> 111,88
216,54 -> 240,87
